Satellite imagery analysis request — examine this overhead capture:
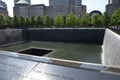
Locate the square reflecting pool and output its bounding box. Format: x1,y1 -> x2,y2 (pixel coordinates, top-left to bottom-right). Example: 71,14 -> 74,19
0,41 -> 102,64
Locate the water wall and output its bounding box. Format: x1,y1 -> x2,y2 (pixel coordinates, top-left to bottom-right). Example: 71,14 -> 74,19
27,28 -> 105,44
0,28 -> 105,45
103,29 -> 120,67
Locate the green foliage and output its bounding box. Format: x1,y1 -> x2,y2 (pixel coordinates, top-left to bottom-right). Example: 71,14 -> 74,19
1,9 -> 120,28
4,16 -> 13,27
25,18 -> 30,27
43,15 -> 53,27
92,14 -> 103,27
66,13 -> 79,27
0,15 -> 5,26
19,17 -> 26,27
54,15 -> 64,27
36,16 -> 43,27
80,13 -> 92,27
30,16 -> 36,27
111,9 -> 120,27
63,16 -> 66,26
13,16 -> 20,27
102,12 -> 111,27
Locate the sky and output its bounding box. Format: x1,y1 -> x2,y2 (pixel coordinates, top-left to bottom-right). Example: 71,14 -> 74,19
3,0 -> 108,17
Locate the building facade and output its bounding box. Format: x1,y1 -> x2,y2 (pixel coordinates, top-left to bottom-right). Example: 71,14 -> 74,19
106,0 -> 120,15
74,0 -> 84,17
13,0 -> 86,18
48,0 -> 70,18
0,0 -> 8,16
13,4 -> 30,17
13,0 -> 30,17
31,4 -> 46,17
49,0 -> 69,6
48,0 -> 86,18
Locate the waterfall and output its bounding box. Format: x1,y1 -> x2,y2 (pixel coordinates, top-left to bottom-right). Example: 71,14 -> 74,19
102,29 -> 120,67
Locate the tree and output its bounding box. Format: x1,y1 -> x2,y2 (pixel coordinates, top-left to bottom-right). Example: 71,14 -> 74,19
54,15 -> 64,27
13,16 -> 20,27
80,13 -> 92,27
43,15 -> 53,27
19,17 -> 26,27
63,16 -> 66,26
0,15 -> 5,26
25,18 -> 30,27
111,9 -> 120,27
36,16 -> 43,27
66,13 -> 79,27
102,12 -> 111,27
30,16 -> 36,27
4,16 -> 13,27
92,14 -> 103,27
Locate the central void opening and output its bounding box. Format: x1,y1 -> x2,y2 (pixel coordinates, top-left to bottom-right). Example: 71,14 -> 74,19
18,48 -> 53,56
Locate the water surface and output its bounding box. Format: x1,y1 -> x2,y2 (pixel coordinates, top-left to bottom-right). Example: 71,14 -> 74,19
0,41 -> 102,64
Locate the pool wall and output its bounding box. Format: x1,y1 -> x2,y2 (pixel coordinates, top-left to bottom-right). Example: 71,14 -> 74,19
0,28 -> 120,70
0,29 -> 24,45
1,28 -> 120,67
0,28 -> 105,45
24,28 -> 105,44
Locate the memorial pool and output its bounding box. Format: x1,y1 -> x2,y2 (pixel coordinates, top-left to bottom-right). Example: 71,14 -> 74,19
0,28 -> 120,80
0,41 -> 102,64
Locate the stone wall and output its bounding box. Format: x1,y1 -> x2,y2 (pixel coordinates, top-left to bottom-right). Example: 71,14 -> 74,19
0,28 -> 105,45
0,29 -> 25,45
27,28 -> 105,44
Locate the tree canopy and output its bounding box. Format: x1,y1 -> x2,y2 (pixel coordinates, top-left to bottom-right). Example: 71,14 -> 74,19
80,13 -> 92,27
54,15 -> 64,27
0,9 -> 120,28
66,13 -> 79,27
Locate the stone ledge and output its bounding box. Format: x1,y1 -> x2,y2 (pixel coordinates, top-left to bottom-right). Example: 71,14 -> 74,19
0,50 -> 120,75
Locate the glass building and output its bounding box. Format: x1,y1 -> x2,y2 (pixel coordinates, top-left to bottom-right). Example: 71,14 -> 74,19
106,0 -> 120,15
49,0 -> 69,6
48,0 -> 86,18
0,0 -> 8,16
13,0 -> 86,18
13,0 -> 30,17
75,0 -> 82,7
108,0 -> 120,4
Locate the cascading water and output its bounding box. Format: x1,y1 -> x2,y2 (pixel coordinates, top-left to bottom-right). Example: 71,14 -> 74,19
102,29 -> 120,67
